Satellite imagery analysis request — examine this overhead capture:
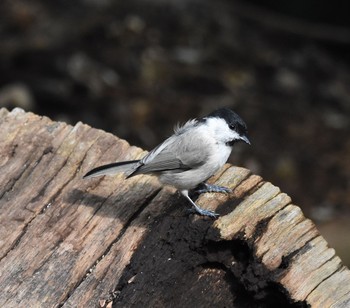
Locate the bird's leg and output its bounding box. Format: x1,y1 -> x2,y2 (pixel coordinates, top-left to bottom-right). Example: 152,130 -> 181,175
181,190 -> 219,218
194,183 -> 232,195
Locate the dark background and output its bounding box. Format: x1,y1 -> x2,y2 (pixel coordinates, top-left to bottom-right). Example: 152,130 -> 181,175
1,0 -> 349,265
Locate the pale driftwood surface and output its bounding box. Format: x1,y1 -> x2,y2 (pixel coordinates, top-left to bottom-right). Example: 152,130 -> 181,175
0,108 -> 349,308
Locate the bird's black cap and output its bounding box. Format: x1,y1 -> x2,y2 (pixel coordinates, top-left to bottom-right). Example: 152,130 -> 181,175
208,106 -> 247,131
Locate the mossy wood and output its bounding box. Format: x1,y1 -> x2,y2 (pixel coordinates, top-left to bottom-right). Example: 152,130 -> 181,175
0,108 -> 349,307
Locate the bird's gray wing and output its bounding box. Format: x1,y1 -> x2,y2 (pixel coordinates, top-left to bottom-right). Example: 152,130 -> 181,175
127,134 -> 209,177
132,153 -> 190,175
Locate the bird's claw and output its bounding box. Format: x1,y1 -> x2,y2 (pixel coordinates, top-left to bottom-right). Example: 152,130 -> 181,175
187,207 -> 219,218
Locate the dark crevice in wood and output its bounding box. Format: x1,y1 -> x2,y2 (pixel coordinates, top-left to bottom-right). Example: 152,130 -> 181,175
251,216 -> 274,240
59,187 -> 163,307
256,281 -> 310,308
0,160 -> 32,201
240,176 -> 265,196
0,220 -> 31,262
198,261 -> 259,307
277,234 -> 320,270
206,238 -> 308,307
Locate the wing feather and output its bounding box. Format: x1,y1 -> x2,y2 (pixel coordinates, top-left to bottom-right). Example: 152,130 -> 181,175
128,126 -> 210,177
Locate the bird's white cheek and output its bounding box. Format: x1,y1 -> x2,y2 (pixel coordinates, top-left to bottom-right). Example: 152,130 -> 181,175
228,130 -> 240,142
217,125 -> 240,144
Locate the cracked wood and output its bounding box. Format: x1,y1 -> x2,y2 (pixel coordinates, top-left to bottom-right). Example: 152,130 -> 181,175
0,108 -> 349,307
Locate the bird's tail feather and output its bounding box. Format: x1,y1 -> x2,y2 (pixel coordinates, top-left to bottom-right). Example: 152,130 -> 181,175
83,160 -> 140,179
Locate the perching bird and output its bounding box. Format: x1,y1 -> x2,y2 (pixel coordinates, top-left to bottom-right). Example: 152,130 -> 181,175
84,108 -> 250,218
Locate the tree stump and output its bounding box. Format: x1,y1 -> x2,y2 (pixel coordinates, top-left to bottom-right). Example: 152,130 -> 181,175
0,108 -> 349,307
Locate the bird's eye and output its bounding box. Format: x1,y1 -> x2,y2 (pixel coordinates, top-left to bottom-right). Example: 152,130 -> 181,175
229,124 -> 236,130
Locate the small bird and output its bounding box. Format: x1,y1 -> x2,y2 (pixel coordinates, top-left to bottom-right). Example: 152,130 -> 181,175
84,108 -> 250,218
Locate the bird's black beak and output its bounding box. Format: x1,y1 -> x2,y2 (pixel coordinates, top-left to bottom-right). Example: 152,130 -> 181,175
240,135 -> 251,145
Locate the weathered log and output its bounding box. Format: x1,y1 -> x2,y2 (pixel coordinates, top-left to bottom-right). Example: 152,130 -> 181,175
0,108 -> 349,307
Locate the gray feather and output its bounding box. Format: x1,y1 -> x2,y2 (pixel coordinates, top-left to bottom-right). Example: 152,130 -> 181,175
85,119 -> 210,180
128,124 -> 209,177
83,160 -> 139,178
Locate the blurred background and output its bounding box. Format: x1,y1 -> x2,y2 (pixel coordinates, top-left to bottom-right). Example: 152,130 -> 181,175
1,0 -> 349,265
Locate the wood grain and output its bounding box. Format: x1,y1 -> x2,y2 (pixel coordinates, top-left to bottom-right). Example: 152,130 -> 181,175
0,108 -> 348,307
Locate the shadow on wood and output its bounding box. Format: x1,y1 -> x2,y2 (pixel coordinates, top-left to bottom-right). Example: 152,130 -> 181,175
0,108 -> 349,307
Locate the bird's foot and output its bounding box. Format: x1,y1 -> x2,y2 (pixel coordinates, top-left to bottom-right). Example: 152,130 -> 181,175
195,183 -> 231,195
187,204 -> 219,218
182,189 -> 220,218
